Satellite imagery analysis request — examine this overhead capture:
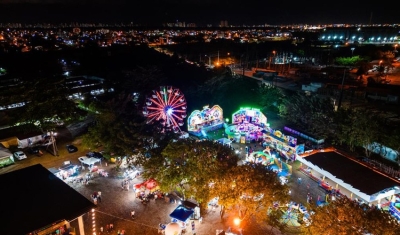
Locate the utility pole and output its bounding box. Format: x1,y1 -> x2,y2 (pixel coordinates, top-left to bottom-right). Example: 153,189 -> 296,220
242,56 -> 245,77
256,51 -> 258,69
337,69 -> 346,110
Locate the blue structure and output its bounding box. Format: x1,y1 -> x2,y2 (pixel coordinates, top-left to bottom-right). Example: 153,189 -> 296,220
170,205 -> 195,223
389,202 -> 400,221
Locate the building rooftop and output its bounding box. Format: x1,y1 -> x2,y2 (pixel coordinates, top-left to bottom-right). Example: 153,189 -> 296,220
0,164 -> 95,235
304,151 -> 399,195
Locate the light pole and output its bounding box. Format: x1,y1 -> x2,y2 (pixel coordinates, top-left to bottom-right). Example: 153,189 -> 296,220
46,131 -> 59,156
337,69 -> 346,110
272,51 -> 276,70
351,47 -> 355,56
268,51 -> 276,69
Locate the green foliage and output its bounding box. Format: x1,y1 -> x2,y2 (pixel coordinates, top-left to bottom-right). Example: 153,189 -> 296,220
335,55 -> 364,66
81,92 -> 152,156
258,84 -> 285,113
279,92 -> 335,139
333,108 -> 383,154
139,139 -> 239,205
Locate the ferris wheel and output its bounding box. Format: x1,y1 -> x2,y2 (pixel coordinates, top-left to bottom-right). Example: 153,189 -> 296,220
143,86 -> 187,132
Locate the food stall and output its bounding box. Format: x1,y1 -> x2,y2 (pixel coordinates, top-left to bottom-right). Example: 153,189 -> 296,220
58,162 -> 79,180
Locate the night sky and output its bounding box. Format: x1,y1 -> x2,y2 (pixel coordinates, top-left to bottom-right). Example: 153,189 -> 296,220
0,0 -> 399,25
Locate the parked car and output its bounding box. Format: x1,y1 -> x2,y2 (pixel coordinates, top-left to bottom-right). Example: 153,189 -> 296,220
13,151 -> 27,160
27,147 -> 43,156
86,151 -> 104,159
66,144 -> 78,153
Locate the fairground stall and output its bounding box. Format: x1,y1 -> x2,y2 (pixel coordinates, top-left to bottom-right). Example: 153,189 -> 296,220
187,105 -> 224,137
225,107 -> 267,143
58,161 -> 80,180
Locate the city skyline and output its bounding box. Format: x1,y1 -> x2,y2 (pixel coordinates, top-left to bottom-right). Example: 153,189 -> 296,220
0,1 -> 399,25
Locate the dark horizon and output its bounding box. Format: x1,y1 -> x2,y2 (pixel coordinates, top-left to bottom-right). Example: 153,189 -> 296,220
0,2 -> 399,26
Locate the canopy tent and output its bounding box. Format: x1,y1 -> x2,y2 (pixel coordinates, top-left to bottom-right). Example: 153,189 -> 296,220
216,138 -> 232,146
78,156 -> 101,167
169,205 -> 194,222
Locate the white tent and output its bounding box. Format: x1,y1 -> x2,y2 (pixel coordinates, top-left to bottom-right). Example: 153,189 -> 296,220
78,156 -> 101,167
216,138 -> 232,146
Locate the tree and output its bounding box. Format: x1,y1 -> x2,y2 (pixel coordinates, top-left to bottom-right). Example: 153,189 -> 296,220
1,75 -> 82,129
209,163 -> 289,227
333,108 -> 382,155
304,196 -> 368,235
81,92 -> 154,157
139,139 -> 238,206
355,61 -> 372,80
304,196 -> 400,235
279,91 -> 335,139
335,55 -> 364,67
258,84 -> 285,113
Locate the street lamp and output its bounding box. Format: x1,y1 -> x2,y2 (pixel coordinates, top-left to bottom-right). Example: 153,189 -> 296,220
233,218 -> 243,235
268,51 -> 276,69
234,218 -> 241,226
394,44 -> 398,53
351,47 -> 355,56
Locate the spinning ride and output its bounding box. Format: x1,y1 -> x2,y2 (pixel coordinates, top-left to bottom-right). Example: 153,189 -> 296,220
187,105 -> 224,137
143,86 -> 187,133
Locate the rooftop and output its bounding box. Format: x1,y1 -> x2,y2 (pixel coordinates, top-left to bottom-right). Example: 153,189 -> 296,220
304,151 -> 399,195
0,164 -> 95,235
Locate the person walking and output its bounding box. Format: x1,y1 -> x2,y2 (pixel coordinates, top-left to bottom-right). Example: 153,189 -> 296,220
131,210 -> 135,219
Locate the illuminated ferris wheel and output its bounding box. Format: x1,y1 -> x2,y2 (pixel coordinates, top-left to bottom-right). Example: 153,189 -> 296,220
143,86 -> 187,132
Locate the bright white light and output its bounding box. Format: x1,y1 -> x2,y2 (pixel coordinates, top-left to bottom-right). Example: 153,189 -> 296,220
167,108 -> 173,115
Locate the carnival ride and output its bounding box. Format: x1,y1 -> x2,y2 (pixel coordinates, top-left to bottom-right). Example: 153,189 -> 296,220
274,201 -> 312,227
187,105 -> 224,137
246,151 -> 292,178
143,86 -> 187,133
225,107 -> 267,143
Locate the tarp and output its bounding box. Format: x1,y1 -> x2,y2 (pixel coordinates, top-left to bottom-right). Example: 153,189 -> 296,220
78,156 -> 101,166
216,138 -> 232,146
169,205 -> 194,222
0,137 -> 19,148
